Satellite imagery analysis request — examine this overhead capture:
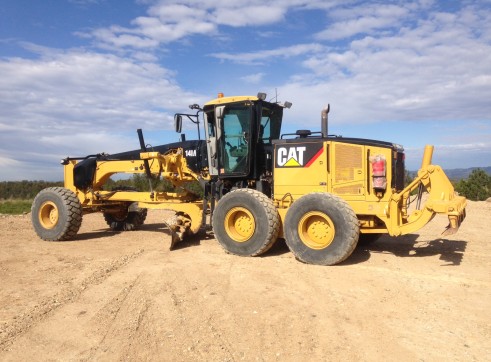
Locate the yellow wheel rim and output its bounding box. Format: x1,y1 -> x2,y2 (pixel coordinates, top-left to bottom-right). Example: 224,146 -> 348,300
298,211 -> 335,250
38,201 -> 59,229
224,207 -> 255,242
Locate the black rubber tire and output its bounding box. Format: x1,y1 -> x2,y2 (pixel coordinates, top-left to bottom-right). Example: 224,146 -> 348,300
103,206 -> 147,231
358,233 -> 382,245
31,187 -> 83,241
212,189 -> 280,256
284,192 -> 360,265
103,186 -> 147,231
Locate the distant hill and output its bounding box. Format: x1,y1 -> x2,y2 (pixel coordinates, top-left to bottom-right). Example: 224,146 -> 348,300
407,166 -> 491,181
443,167 -> 491,181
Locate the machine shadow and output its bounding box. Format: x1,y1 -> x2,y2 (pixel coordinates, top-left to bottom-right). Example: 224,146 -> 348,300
74,229 -> 125,241
344,234 -> 468,266
76,225 -> 467,267
74,223 -> 172,242
166,229 -> 218,250
261,238 -> 290,258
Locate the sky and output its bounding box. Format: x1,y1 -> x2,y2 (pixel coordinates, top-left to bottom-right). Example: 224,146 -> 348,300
0,0 -> 490,181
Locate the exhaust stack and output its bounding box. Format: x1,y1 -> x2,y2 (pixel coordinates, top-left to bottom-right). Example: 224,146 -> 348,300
321,104 -> 330,138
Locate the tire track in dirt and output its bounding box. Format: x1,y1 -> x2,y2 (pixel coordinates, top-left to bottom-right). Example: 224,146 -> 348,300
0,248 -> 144,352
80,274 -> 152,361
1,247 -> 222,361
145,263 -> 240,361
1,204 -> 490,361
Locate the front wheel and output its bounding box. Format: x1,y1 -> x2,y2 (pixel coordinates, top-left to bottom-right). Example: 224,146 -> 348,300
212,189 -> 280,256
103,204 -> 147,231
284,192 -> 359,265
31,187 -> 83,241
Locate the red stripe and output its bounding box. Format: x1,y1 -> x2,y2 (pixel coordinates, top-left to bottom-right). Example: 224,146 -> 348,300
305,147 -> 324,167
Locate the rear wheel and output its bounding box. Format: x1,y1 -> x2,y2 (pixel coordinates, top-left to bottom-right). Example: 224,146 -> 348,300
212,189 -> 279,256
284,192 -> 359,265
31,187 -> 83,241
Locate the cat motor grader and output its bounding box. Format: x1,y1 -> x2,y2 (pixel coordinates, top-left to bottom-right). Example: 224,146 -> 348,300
31,92 -> 467,265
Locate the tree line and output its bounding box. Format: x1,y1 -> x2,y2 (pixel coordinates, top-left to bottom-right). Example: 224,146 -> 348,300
0,180 -> 64,200
0,175 -> 203,200
1,170 -> 489,201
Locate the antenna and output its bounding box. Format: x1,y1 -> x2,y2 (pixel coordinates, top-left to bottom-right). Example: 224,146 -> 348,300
269,88 -> 280,103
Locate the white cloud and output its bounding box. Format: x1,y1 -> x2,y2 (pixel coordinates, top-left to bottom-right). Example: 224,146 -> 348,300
81,1 -> 344,51
213,3 -> 491,125
0,48 -> 200,128
240,73 -> 265,84
85,2 -> 217,49
0,156 -> 21,168
0,47 -> 205,180
213,6 -> 286,26
316,3 -> 410,40
210,43 -> 326,65
2,0 -> 491,179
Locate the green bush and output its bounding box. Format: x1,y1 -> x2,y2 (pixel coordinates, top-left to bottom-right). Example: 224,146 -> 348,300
455,169 -> 491,201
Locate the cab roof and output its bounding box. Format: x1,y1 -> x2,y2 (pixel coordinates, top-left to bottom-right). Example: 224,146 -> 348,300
204,95 -> 259,107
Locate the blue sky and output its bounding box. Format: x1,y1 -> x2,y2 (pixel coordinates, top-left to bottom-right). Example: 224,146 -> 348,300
1,0 -> 490,181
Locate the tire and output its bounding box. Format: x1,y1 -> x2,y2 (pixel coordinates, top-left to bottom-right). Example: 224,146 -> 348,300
103,205 -> 147,231
103,187 -> 147,231
31,187 -> 83,241
212,189 -> 280,256
284,192 -> 359,265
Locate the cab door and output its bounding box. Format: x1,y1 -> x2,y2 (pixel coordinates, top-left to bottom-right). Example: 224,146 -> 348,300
216,104 -> 253,177
204,109 -> 220,176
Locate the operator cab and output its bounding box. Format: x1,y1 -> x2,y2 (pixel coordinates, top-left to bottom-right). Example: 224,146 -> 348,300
174,92 -> 290,196
202,93 -> 286,183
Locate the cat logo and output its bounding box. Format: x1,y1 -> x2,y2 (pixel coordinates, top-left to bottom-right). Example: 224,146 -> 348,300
277,146 -> 306,167
275,143 -> 324,168
185,149 -> 196,157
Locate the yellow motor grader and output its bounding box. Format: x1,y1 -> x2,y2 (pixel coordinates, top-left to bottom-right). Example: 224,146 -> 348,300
31,92 -> 467,265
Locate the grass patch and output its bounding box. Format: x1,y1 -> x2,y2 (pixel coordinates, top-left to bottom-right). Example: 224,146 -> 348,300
0,200 -> 32,214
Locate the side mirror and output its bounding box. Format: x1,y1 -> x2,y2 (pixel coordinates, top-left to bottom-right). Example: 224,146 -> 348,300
174,114 -> 182,133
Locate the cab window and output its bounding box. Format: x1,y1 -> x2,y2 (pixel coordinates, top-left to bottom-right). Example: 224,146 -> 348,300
220,105 -> 252,175
260,105 -> 282,143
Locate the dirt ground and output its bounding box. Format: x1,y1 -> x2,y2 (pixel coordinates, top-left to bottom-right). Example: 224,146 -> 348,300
0,200 -> 490,361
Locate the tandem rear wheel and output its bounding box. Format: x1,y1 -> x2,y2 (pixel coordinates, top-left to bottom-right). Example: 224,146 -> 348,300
284,192 -> 360,265
212,189 -> 280,256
